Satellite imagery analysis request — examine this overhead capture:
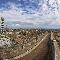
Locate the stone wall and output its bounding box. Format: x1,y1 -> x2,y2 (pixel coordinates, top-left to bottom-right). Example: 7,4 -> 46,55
8,34 -> 50,60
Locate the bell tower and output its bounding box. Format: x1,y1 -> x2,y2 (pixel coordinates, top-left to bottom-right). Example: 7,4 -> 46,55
0,17 -> 4,35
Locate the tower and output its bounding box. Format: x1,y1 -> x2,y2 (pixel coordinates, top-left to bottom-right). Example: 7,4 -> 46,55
0,17 -> 4,35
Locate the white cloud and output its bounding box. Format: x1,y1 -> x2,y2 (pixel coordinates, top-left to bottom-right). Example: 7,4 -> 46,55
42,4 -> 48,11
0,0 -> 60,28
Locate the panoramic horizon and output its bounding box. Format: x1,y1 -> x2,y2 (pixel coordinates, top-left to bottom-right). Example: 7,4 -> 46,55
0,0 -> 60,60
0,0 -> 60,29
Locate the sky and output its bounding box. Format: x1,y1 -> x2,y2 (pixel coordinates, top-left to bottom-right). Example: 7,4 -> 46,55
0,0 -> 60,28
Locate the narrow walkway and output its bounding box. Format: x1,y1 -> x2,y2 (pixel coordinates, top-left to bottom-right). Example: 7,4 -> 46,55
51,32 -> 60,60
59,47 -> 60,60
57,41 -> 60,60
58,45 -> 60,60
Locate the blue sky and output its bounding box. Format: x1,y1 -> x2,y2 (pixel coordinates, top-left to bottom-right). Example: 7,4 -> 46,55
0,0 -> 60,28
